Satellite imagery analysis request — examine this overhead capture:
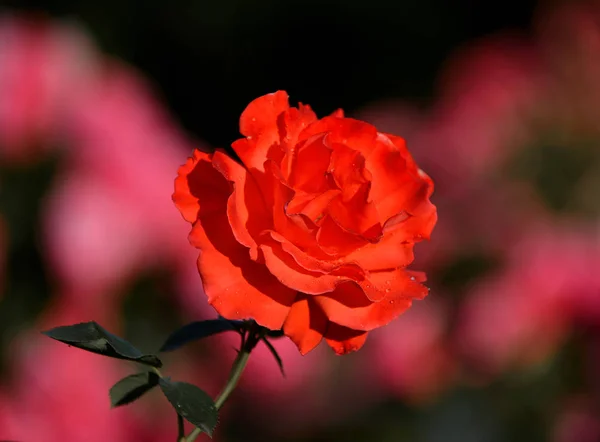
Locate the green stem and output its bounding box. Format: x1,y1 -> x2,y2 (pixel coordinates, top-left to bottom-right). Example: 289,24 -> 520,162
184,324 -> 261,442
177,414 -> 185,442
214,347 -> 251,409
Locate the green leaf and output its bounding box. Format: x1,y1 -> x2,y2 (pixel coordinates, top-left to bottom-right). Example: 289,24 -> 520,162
109,371 -> 160,408
159,378 -> 218,437
160,318 -> 244,352
42,322 -> 162,367
262,337 -> 285,377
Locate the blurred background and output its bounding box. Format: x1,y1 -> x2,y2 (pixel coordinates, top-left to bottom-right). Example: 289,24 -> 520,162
1,0 -> 599,440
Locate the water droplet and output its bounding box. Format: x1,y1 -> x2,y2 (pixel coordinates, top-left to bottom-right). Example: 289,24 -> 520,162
410,276 -> 416,281
385,288 -> 391,293
365,284 -> 371,289
251,117 -> 256,122
389,300 -> 394,304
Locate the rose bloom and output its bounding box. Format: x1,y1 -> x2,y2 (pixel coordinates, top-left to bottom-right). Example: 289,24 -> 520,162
173,91 -> 436,355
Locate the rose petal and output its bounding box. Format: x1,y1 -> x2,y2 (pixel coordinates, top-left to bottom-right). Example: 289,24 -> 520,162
267,230 -> 365,275
211,150 -> 268,260
328,183 -> 382,241
264,160 -> 329,256
324,323 -> 368,355
366,133 -> 435,224
278,104 -> 318,178
286,189 -> 340,225
328,143 -> 370,201
316,215 -> 369,256
344,233 -> 416,271
283,295 -> 327,355
239,90 -> 289,140
260,233 -> 364,295
189,213 -> 296,331
359,267 -> 428,302
288,134 -> 332,194
299,117 -> 378,156
313,276 -> 427,331
260,240 -> 341,294
234,91 -> 289,172
173,149 -> 230,223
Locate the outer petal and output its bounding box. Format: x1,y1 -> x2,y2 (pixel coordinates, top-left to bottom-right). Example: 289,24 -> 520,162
233,91 -> 289,172
211,150 -> 269,260
324,323 -> 368,355
359,267 -> 428,302
239,90 -> 289,139
283,295 -> 327,355
366,133 -> 435,225
173,149 -> 230,223
343,227 -> 416,270
189,211 -> 297,331
313,276 -> 427,331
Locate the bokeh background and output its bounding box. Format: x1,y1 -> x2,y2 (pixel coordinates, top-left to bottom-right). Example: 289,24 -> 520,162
1,0 -> 600,440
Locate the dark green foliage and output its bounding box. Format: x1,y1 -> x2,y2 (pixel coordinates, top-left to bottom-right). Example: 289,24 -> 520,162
159,377 -> 218,437
109,371 -> 160,408
160,318 -> 244,352
42,321 -> 162,367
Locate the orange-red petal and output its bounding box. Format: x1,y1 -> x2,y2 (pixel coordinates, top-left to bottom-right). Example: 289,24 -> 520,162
211,150 -> 268,260
324,323 -> 368,355
288,134 -> 332,194
328,143 -> 369,201
343,228 -> 416,271
259,231 -> 364,295
327,183 -> 382,241
299,117 -> 378,156
173,149 -> 230,223
286,189 -> 340,225
234,91 -> 289,172
189,212 -> 296,331
316,215 -> 369,256
239,90 -> 289,139
313,276 -> 427,331
280,104 -> 317,145
283,295 -> 327,355
366,133 -> 435,224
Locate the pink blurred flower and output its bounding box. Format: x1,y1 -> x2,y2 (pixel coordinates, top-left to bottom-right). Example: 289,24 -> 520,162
425,34 -> 544,179
0,15 -> 97,164
41,51 -> 206,312
356,36 -> 547,269
360,300 -> 455,403
536,1 -> 600,137
456,223 -> 600,375
553,396 -> 600,442
0,216 -> 5,298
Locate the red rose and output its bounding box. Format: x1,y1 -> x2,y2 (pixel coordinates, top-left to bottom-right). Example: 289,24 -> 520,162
173,91 -> 437,355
